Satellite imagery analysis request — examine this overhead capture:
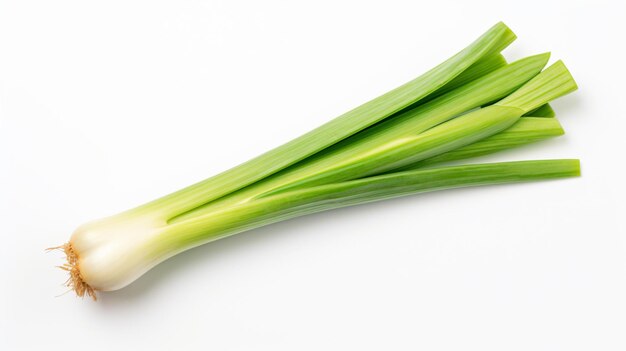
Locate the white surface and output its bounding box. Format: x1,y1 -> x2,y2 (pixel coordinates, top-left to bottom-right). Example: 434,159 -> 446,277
1,0 -> 625,350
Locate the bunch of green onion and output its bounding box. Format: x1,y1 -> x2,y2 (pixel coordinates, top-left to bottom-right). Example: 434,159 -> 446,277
53,22 -> 579,300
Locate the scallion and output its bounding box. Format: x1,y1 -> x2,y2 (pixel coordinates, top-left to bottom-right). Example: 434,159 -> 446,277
51,22 -> 579,300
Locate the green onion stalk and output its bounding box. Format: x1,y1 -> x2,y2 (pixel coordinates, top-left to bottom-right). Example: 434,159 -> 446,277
52,22 -> 579,300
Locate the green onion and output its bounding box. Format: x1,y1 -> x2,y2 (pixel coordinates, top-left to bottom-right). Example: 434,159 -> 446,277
52,23 -> 579,300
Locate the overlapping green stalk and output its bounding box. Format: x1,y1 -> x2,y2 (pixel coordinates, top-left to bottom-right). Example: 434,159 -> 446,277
56,22 -> 580,299
157,159 -> 580,254
135,22 -> 518,219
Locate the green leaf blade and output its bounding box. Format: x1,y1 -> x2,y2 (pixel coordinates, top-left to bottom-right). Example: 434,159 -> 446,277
400,117 -> 565,168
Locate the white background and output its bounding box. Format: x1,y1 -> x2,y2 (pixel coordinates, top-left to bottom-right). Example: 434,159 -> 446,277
1,0 -> 625,350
